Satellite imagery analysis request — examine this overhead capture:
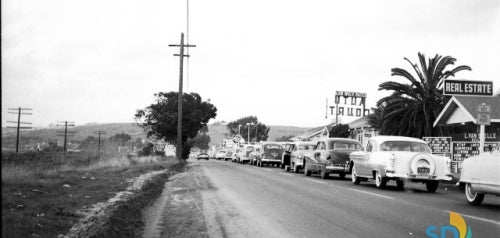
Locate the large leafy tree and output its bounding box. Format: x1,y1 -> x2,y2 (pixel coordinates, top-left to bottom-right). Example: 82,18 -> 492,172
227,116 -> 270,142
108,133 -> 131,146
135,92 -> 217,159
376,53 -> 471,137
329,124 -> 350,138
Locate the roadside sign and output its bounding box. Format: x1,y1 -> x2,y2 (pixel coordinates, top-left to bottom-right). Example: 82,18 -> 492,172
477,103 -> 491,125
233,135 -> 242,143
422,137 -> 451,154
443,80 -> 493,96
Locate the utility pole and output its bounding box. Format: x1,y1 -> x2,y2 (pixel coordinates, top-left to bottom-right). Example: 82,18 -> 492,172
93,130 -> 107,158
169,33 -> 196,161
56,121 -> 75,153
7,107 -> 32,153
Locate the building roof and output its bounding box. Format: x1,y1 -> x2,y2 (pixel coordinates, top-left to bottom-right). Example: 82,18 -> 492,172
348,116 -> 371,129
433,96 -> 500,127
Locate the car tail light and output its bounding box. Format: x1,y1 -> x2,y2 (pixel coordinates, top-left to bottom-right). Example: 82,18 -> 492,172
386,153 -> 396,172
445,157 -> 451,174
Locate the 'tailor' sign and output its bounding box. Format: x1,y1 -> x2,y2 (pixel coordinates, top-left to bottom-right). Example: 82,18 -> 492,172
443,79 -> 493,96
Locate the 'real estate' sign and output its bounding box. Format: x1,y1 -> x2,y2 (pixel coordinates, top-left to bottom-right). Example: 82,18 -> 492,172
443,79 -> 493,96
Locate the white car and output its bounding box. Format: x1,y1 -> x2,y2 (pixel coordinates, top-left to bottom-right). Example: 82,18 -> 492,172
216,150 -> 226,160
238,144 -> 254,164
350,136 -> 452,192
460,151 -> 500,205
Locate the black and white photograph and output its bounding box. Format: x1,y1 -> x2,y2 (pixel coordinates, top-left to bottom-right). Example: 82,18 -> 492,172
2,0 -> 500,237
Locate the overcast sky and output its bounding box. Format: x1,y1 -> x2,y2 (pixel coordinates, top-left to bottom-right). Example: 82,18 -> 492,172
2,0 -> 500,128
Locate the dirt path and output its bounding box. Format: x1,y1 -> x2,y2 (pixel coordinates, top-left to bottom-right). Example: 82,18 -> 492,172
142,162 -> 286,238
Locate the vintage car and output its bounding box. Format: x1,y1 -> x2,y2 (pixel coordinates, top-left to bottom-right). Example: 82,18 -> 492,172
304,138 -> 362,179
282,141 -> 316,173
256,142 -> 284,167
197,151 -> 210,160
350,136 -> 452,192
215,150 -> 226,160
460,151 -> 500,205
221,149 -> 232,161
237,144 -> 255,164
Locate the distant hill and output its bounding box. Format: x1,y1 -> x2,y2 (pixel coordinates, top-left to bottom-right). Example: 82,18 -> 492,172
2,123 -> 147,150
2,122 -> 312,150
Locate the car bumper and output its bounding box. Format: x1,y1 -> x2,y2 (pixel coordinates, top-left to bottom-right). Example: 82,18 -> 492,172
386,172 -> 452,181
325,165 -> 349,173
262,159 -> 280,163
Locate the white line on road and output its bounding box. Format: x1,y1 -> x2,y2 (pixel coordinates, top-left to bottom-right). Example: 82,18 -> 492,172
263,169 -> 274,173
280,173 -> 292,176
349,188 -> 394,200
306,179 -> 328,185
446,210 -> 500,226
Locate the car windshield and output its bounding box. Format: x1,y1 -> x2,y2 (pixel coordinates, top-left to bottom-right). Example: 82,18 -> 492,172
298,144 -> 315,150
264,144 -> 283,150
330,141 -> 362,150
379,141 -> 431,153
246,146 -> 254,152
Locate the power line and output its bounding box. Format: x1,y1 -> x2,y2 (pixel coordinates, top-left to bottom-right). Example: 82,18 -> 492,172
93,130 -> 107,157
7,107 -> 32,153
186,0 -> 190,93
56,121 -> 76,153
169,33 -> 196,161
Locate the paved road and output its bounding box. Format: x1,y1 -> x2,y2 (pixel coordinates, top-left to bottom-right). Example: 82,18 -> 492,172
147,159 -> 500,238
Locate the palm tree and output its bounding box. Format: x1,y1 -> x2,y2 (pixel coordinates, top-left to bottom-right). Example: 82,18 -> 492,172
376,53 -> 471,137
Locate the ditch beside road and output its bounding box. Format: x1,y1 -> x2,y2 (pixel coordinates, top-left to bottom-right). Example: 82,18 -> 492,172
144,159 -> 500,238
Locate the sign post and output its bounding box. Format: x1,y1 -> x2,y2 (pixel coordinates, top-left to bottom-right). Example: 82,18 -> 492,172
477,103 -> 491,155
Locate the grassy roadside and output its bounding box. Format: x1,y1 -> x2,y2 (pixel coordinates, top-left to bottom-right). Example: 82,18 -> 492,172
2,152 -> 184,238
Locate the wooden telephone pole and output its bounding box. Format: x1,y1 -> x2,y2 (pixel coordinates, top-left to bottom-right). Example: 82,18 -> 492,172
56,121 -> 75,153
169,33 -> 196,161
93,130 -> 107,158
7,107 -> 32,152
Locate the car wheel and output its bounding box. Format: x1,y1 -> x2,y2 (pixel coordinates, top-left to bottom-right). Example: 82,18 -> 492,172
294,165 -> 300,173
320,169 -> 329,179
465,183 -> 484,205
375,171 -> 387,189
338,172 -> 346,179
285,165 -> 290,172
426,181 -> 439,193
351,165 -> 361,185
396,180 -> 405,190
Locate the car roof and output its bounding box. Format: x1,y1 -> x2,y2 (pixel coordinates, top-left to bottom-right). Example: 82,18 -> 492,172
315,138 -> 361,144
369,136 -> 426,144
296,141 -> 316,146
261,142 -> 282,145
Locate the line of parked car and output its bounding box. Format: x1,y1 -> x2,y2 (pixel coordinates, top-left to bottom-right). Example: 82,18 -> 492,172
198,135 -> 499,206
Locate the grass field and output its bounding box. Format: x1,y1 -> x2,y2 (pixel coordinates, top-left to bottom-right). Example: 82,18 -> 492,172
2,151 -> 182,238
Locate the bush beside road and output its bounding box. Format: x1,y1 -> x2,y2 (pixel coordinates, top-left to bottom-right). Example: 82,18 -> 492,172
1,151 -> 184,238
